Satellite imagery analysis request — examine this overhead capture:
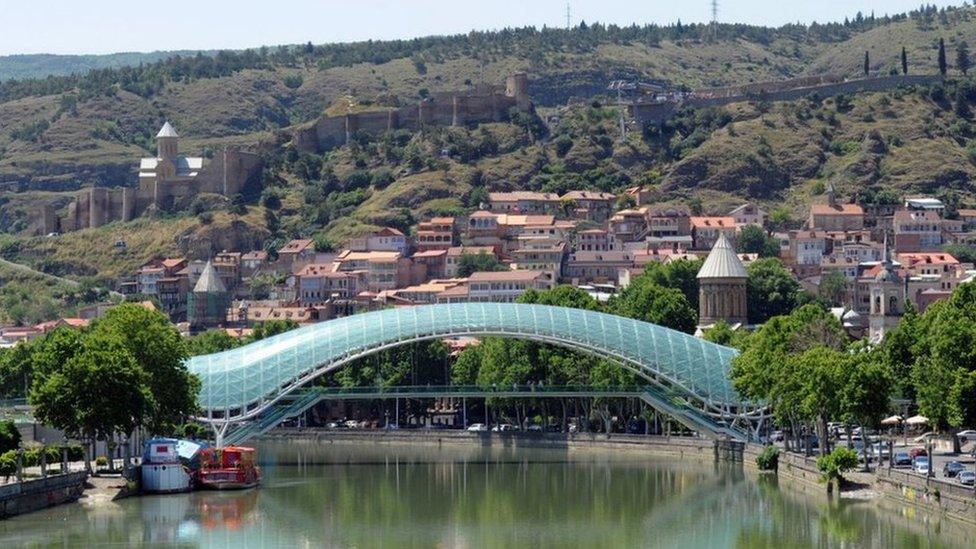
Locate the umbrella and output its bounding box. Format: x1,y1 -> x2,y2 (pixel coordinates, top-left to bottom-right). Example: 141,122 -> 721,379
905,415 -> 929,426
880,415 -> 903,425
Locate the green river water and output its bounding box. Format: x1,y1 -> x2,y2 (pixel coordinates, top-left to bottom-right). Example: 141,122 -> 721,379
0,439 -> 968,548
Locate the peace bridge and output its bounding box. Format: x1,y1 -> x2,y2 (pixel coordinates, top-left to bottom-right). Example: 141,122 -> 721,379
186,303 -> 763,445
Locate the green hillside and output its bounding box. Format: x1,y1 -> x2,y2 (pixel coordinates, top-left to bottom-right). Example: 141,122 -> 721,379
0,4 -> 974,302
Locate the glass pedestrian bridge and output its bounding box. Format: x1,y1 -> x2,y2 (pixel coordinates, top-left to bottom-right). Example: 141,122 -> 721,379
187,303 -> 760,443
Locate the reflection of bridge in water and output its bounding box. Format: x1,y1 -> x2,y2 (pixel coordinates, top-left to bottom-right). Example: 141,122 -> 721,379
186,303 -> 764,445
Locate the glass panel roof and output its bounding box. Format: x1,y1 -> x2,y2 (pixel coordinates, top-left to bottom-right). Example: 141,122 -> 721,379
188,303 -> 744,414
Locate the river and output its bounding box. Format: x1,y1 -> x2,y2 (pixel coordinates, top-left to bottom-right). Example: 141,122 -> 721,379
0,439 -> 968,548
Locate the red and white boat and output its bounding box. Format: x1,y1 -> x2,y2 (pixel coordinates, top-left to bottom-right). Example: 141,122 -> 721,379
197,446 -> 262,490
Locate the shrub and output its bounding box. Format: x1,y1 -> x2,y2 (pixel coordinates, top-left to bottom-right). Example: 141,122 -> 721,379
0,420 -> 21,453
95,456 -> 108,467
816,447 -> 859,483
756,446 -> 779,471
282,74 -> 304,90
0,454 -> 15,479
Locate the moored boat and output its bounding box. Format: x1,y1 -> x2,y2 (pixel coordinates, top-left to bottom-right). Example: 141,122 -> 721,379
141,438 -> 209,494
198,446 -> 261,490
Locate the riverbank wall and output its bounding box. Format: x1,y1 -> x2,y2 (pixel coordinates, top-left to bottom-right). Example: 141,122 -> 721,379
261,428 -> 727,461
0,471 -> 87,519
875,466 -> 976,524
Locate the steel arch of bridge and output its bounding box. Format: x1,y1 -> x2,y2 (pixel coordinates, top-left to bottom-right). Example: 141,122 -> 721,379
187,303 -> 759,439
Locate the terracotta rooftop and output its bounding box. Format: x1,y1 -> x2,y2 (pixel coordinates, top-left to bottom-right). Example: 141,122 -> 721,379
469,270 -> 546,282
690,216 -> 736,228
279,239 -> 314,253
810,203 -> 864,216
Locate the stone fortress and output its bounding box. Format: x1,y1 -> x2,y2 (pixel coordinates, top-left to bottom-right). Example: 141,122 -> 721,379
293,73 -> 531,152
50,123 -> 263,232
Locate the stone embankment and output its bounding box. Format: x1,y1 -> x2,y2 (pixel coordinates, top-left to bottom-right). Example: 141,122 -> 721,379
0,471 -> 88,519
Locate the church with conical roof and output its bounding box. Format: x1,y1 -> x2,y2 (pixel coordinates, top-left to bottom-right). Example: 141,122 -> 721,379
696,232 -> 748,328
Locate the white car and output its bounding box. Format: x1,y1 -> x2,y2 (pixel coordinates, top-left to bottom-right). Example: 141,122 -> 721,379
914,458 -> 930,474
492,424 -> 517,432
466,423 -> 488,432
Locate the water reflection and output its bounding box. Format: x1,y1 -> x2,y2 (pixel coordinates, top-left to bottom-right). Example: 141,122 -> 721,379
0,440 -> 968,548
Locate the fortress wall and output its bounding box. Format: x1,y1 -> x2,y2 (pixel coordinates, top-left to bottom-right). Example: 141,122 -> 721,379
194,149 -> 264,197
424,102 -> 455,126
314,116 -> 347,149
632,74 -> 944,124
349,111 -> 396,135
88,187 -> 108,229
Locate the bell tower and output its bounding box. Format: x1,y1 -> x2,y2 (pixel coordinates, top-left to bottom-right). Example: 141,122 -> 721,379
156,121 -> 179,161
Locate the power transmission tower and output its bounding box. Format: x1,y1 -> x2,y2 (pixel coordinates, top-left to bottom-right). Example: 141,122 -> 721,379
711,0 -> 719,40
566,2 -> 572,30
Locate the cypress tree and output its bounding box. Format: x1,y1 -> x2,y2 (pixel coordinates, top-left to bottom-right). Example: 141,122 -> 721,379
957,41 -> 971,75
938,38 -> 948,76
901,47 -> 908,75
863,51 -> 870,77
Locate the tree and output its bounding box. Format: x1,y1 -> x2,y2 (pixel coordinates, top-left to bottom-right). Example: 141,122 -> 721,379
610,277 -> 696,333
455,252 -> 505,277
817,447 -> 859,486
939,37 -> 948,76
248,319 -> 299,342
736,225 -> 780,258
818,270 -> 847,306
636,259 -> 702,311
187,329 -> 241,356
746,258 -> 801,324
91,304 -> 198,435
702,321 -> 749,349
957,41 -> 971,75
863,50 -> 870,76
30,332 -> 153,469
901,46 -> 908,75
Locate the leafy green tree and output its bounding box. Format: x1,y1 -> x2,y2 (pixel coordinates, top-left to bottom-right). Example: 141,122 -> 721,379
901,46 -> 908,75
630,259 -> 702,311
746,258 -> 801,324
518,285 -> 602,311
455,252 -> 505,277
817,447 -> 859,485
187,329 -> 241,356
248,319 -> 300,342
702,321 -> 749,349
91,304 -> 198,434
610,276 -> 696,333
957,41 -> 971,75
736,225 -> 780,258
818,270 -> 847,306
31,332 -> 153,468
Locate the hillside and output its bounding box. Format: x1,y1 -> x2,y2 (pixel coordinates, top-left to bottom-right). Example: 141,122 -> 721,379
0,4 -> 975,298
0,51 -> 205,81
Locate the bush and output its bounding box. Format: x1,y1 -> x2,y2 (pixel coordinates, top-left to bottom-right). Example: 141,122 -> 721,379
95,456 -> 108,467
282,74 -> 304,90
756,446 -> 779,471
0,454 -> 15,479
0,420 -> 21,453
816,447 -> 859,483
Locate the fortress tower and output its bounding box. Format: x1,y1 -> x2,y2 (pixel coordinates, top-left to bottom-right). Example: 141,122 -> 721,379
696,232 -> 748,327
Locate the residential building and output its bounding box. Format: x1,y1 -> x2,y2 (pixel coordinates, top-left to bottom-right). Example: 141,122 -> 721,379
277,239 -> 316,272
511,239 -> 567,274
609,209 -> 648,242
241,250 -> 268,277
460,270 -> 554,302
808,184 -> 864,231
415,217 -> 457,251
576,228 -> 618,252
333,250 -> 408,292
893,209 -> 943,252
728,203 -> 768,227
348,227 -> 410,255
648,208 -> 691,238
690,216 -> 737,250
297,264 -> 363,305
488,191 -> 561,214
561,190 -> 616,222
563,251 -> 634,284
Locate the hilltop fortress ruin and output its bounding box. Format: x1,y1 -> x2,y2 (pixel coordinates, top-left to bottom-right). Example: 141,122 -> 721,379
292,73 -> 531,152
50,124 -> 263,232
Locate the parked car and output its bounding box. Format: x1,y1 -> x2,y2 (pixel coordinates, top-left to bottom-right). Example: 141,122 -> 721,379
893,452 -> 912,467
908,447 -> 928,460
492,424 -> 517,432
771,431 -> 785,442
466,423 -> 488,432
944,461 -> 966,477
527,424 -> 544,432
914,457 -> 931,474
958,471 -> 976,486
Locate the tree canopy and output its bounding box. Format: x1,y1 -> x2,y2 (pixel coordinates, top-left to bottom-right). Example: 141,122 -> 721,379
746,258 -> 802,324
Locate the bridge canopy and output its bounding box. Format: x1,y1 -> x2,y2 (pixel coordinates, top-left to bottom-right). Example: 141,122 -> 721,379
188,303 -> 746,419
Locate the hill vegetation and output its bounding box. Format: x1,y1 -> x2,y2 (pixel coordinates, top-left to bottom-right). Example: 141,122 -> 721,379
0,4 -> 975,313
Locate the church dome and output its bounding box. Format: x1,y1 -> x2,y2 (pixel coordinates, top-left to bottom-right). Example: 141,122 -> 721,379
697,232 -> 748,279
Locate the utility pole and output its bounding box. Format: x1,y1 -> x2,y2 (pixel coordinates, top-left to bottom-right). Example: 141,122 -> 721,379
566,2 -> 572,30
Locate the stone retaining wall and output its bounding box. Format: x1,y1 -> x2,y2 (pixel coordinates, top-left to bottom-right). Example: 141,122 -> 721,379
0,471 -> 88,519
262,428 -> 718,459
876,467 -> 976,523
